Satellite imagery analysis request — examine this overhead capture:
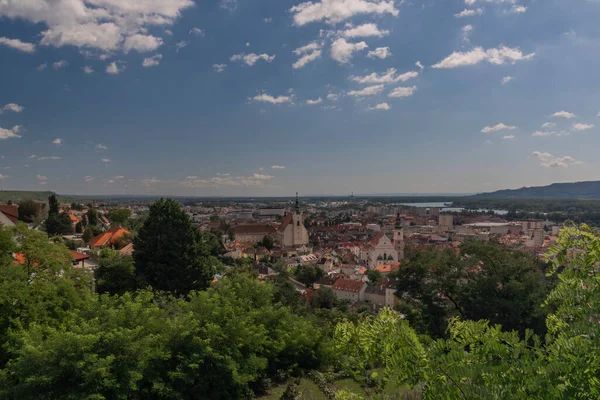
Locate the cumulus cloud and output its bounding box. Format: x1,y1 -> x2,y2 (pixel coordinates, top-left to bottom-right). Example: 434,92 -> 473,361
106,61 -> 124,74
327,93 -> 340,101
502,135 -> 515,139
142,53 -> 162,67
102,158 -> 112,163
231,52 -> 276,66
481,123 -> 517,133
552,111 -> 576,119
367,47 -> 391,59
572,123 -> 594,131
213,63 -> 227,72
331,38 -> 367,64
1,103 -> 24,113
532,131 -> 557,137
502,76 -> 513,84
271,165 -> 286,169
252,93 -> 293,104
509,5 -> 527,13
0,0 -> 194,54
83,66 -> 94,74
96,143 -> 108,150
368,103 -> 390,111
53,60 -> 68,70
416,61 -> 424,71
52,138 -> 62,146
37,63 -> 47,71
462,24 -> 473,41
542,122 -> 556,128
175,41 -> 188,52
433,46 -> 534,68
0,37 -> 36,53
290,0 -> 399,26
455,8 -> 483,17
293,42 -> 322,69
351,68 -> 419,84
348,84 -> 384,97
306,98 -> 323,105
388,86 -> 417,98
341,23 -> 389,38
189,27 -> 204,36
533,151 -> 581,168
0,125 -> 22,140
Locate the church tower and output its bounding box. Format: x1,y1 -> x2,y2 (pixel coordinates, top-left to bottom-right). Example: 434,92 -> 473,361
393,212 -> 405,261
292,192 -> 308,246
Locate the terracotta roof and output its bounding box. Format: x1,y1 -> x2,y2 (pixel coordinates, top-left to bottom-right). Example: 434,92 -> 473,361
67,213 -> 80,223
333,277 -> 366,293
373,263 -> 400,274
69,250 -> 89,262
119,242 -> 134,256
88,226 -> 131,248
371,232 -> 385,247
0,205 -> 19,224
234,224 -> 277,235
277,213 -> 293,233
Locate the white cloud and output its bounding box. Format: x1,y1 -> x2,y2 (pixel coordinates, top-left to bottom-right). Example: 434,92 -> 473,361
572,123 -> 594,131
36,63 -> 47,71
0,37 -> 35,53
106,61 -> 124,74
107,179 -> 115,183
455,8 -> 483,17
84,176 -> 95,182
502,135 -> 515,139
252,93 -> 293,104
552,111 -> 576,119
83,66 -> 94,74
351,68 -> 419,84
367,47 -> 391,59
290,0 -> 399,26
230,52 -> 276,66
348,84 -> 384,97
123,34 -> 163,53
432,46 -> 535,68
38,156 -> 61,160
416,61 -> 424,71
102,158 -> 112,163
0,0 -> 194,54
164,29 -> 173,36
0,125 -> 22,140
52,138 -> 62,146
532,131 -> 556,137
246,42 -> 250,47
213,63 -> 227,72
542,122 -> 556,128
462,25 -> 473,41
481,123 -> 517,133
293,42 -> 322,69
331,38 -> 368,64
368,102 -> 390,111
142,53 -> 162,67
37,175 -> 47,181
1,103 -> 24,113
306,98 -> 323,105
502,76 -> 513,84
327,93 -> 340,101
114,175 -> 125,179
96,143 -> 108,150
509,5 -> 527,14
342,23 -> 389,38
53,60 -> 67,70
388,86 -> 417,98
533,151 -> 581,168
252,173 -> 274,180
272,165 -> 286,169
264,18 -> 272,23
175,41 -> 188,52
189,27 -> 204,36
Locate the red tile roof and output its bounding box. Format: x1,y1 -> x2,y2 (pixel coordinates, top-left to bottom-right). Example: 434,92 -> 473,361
119,242 -> 134,256
88,226 -> 131,248
333,277 -> 366,293
67,213 -> 80,223
277,213 -> 293,233
371,232 -> 384,247
69,250 -> 89,262
0,205 -> 19,224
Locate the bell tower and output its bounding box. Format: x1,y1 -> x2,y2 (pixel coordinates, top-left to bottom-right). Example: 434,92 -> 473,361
393,212 -> 405,261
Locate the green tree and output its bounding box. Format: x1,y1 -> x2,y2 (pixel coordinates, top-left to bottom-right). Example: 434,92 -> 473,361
6,200 -> 12,205
109,208 -> 132,224
82,227 -> 94,243
260,235 -> 275,250
48,194 -> 59,216
45,213 -> 74,236
17,200 -> 40,223
86,207 -> 98,226
95,248 -> 137,295
134,198 -> 222,295
75,221 -> 83,233
293,265 -> 324,288
310,287 -> 336,309
367,269 -> 382,285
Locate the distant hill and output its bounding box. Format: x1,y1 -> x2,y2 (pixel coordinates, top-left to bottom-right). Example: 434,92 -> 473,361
0,191 -> 82,203
467,181 -> 600,200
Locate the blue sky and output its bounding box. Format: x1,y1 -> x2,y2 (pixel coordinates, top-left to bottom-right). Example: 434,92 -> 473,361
1,0 -> 600,196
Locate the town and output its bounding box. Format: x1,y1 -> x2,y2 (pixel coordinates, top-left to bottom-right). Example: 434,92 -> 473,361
0,192 -> 560,311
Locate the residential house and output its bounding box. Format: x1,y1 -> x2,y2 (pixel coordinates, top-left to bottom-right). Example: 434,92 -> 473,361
332,277 -> 367,303
88,226 -> 132,249
0,205 -> 18,227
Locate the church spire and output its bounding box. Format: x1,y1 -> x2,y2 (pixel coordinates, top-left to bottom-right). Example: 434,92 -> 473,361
295,192 -> 300,213
395,211 -> 402,228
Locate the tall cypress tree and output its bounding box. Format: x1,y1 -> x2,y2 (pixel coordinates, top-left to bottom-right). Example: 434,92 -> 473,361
48,194 -> 59,216
133,198 -> 222,295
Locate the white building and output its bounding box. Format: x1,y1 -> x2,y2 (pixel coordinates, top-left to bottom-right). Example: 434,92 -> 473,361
367,232 -> 399,268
